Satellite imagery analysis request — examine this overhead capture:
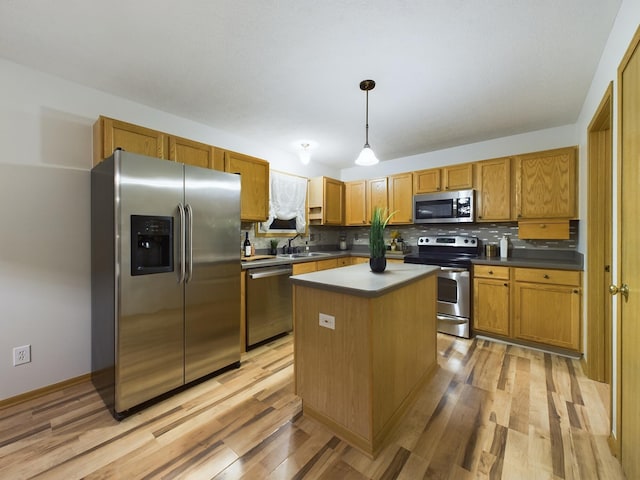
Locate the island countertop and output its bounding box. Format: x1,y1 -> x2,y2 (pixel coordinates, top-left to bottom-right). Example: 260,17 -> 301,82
289,262 -> 439,298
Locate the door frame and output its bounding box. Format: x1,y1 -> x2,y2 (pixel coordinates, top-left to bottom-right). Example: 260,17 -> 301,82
585,83 -> 613,384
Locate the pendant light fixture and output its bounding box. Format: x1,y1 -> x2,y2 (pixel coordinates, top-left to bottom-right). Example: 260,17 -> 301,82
355,79 -> 379,166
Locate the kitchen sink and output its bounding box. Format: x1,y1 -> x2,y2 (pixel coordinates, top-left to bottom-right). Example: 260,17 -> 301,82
277,252 -> 332,259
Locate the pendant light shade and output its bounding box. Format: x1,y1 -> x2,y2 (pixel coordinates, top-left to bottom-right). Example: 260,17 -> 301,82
355,79 -> 379,166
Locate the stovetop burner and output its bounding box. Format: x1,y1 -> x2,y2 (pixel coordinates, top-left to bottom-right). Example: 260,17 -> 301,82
404,235 -> 480,268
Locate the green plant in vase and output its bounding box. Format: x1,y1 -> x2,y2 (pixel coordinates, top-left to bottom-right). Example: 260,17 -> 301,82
369,207 -> 395,273
269,239 -> 279,255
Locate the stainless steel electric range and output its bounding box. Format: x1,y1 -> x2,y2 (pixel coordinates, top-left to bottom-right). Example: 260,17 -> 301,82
404,235 -> 480,338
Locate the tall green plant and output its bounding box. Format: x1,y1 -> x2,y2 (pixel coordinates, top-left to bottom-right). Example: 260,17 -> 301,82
369,207 -> 395,258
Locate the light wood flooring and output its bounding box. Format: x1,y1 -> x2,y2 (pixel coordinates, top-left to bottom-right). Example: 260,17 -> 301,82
0,333 -> 626,479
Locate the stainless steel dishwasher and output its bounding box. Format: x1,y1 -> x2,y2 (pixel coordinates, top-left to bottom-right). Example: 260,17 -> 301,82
246,265 -> 293,348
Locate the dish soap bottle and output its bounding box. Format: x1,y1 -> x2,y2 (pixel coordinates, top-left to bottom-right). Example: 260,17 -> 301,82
500,235 -> 508,259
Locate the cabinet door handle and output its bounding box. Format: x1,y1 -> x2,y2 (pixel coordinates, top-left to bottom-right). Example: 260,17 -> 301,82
504,283 -> 508,287
543,274 -> 550,279
573,289 -> 579,294
488,270 -> 494,275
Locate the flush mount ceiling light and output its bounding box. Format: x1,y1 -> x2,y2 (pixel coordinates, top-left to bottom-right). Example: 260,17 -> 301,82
355,79 -> 379,166
299,143 -> 311,165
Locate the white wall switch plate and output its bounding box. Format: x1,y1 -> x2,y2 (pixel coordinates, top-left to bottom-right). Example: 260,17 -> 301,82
319,313 -> 335,330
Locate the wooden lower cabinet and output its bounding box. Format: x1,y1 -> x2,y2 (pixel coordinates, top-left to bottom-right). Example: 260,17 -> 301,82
473,266 -> 510,336
513,268 -> 581,351
473,265 -> 582,352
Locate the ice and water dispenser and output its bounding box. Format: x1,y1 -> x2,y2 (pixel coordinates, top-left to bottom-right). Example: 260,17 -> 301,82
130,215 -> 173,276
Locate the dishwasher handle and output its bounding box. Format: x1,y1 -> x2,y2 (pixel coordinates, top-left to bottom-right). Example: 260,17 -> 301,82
248,266 -> 293,280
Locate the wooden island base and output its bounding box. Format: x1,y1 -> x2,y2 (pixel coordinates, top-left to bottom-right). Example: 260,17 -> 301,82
291,263 -> 438,458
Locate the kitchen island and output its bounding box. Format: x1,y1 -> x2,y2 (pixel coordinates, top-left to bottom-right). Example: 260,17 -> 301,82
290,262 -> 439,458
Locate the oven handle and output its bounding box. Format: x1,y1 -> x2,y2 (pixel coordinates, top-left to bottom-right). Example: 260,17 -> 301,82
440,267 -> 469,273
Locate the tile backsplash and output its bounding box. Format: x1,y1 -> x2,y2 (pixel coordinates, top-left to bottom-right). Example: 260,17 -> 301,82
243,221 -> 578,254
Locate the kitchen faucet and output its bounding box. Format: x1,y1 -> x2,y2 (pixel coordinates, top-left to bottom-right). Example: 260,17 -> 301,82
286,234 -> 300,253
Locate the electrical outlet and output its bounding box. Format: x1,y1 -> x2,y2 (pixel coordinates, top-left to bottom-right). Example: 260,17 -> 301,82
13,345 -> 31,366
319,313 -> 335,330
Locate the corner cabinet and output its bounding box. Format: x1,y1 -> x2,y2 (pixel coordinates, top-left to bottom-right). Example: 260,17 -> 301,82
513,268 -> 581,351
514,147 -> 577,219
309,177 -> 344,226
475,157 -> 512,222
223,150 -> 270,222
473,265 -> 510,336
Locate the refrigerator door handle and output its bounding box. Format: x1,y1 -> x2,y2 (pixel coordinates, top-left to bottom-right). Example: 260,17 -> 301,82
177,203 -> 186,284
185,203 -> 193,283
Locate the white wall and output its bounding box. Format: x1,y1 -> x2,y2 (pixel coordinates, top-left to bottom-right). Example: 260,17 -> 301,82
0,58 -> 337,402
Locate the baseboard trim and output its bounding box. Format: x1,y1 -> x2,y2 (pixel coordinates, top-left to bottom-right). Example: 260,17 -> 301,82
0,373 -> 91,409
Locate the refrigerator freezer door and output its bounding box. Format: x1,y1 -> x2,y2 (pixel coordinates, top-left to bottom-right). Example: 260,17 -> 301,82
116,153 -> 185,413
184,166 -> 241,383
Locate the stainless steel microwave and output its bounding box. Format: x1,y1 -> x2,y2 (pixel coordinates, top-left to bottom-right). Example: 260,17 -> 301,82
413,189 -> 475,223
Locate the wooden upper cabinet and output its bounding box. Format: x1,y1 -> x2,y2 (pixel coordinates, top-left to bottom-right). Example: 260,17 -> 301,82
475,157 -> 512,222
444,163 -> 474,191
413,168 -> 441,193
414,163 -> 473,194
514,146 -> 577,219
93,116 -> 167,165
168,136 -> 215,169
366,178 -> 388,221
309,177 -> 344,226
223,150 -> 270,222
345,180 -> 368,225
388,173 -> 413,224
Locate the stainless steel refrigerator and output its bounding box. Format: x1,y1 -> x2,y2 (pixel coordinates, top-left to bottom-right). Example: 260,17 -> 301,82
91,150 -> 241,418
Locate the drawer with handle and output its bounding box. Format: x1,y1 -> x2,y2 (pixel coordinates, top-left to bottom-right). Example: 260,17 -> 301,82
474,265 -> 510,280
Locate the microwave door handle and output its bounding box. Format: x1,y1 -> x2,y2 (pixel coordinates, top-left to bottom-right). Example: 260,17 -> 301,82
177,203 -> 186,284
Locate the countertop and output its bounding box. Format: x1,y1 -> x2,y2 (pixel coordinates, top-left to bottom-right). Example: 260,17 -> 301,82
471,250 -> 583,271
241,250 -> 406,270
289,262 -> 439,298
241,248 -> 583,271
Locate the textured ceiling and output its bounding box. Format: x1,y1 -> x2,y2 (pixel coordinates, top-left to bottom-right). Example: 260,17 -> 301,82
0,0 -> 622,168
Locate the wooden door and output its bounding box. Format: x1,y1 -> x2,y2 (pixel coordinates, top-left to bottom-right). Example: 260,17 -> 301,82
616,26 -> 640,479
475,157 -> 511,221
168,136 -> 215,169
585,84 -> 613,383
345,180 -> 367,225
388,173 -> 413,224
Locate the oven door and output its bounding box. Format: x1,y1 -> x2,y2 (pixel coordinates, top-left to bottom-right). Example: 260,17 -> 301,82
437,267 -> 471,338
